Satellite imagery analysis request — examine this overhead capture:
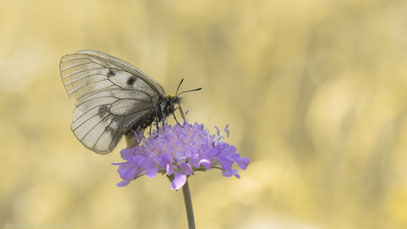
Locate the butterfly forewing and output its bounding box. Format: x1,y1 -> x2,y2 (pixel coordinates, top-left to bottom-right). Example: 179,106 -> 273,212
77,50 -> 166,96
60,50 -> 165,153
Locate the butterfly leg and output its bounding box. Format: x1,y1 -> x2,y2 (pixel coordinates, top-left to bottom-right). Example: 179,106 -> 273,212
155,120 -> 160,132
179,105 -> 186,123
172,111 -> 183,127
159,117 -> 166,131
150,121 -> 159,139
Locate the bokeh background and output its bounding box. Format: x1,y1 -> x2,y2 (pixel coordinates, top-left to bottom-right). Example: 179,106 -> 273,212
1,0 -> 407,228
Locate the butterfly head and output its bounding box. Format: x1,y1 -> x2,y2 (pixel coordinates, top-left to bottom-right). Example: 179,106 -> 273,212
162,79 -> 202,123
160,95 -> 181,118
169,95 -> 181,104
164,95 -> 181,115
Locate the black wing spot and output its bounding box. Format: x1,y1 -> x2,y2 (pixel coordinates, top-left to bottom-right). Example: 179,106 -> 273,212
105,122 -> 117,136
98,105 -> 110,118
107,69 -> 116,77
127,76 -> 137,86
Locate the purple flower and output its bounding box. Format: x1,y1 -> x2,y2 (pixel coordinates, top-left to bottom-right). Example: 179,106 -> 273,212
113,122 -> 250,190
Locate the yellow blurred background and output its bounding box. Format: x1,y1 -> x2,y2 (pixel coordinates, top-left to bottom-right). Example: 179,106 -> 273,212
1,0 -> 407,228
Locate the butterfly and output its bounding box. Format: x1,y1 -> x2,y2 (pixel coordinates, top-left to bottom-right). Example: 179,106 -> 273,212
60,50 -> 201,153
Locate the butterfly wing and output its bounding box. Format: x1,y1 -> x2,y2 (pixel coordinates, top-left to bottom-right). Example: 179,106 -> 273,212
60,50 -> 166,153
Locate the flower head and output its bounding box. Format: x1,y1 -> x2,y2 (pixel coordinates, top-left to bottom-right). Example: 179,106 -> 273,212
113,122 -> 250,190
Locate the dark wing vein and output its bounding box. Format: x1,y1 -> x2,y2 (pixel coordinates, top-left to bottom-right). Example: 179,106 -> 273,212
61,61 -> 93,71
72,105 -> 111,128
92,116 -> 115,149
62,67 -> 106,79
76,85 -> 118,102
61,57 -> 92,63
76,96 -> 150,108
62,56 -> 109,68
68,78 -> 111,95
76,86 -> 155,104
109,116 -> 125,149
80,114 -> 111,141
64,73 -> 107,86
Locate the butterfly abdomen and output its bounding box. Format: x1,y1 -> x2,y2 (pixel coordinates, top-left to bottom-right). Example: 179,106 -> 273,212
124,96 -> 178,136
125,109 -> 157,135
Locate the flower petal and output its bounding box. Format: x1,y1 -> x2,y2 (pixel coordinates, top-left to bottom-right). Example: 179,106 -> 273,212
224,124 -> 229,138
159,154 -> 171,168
236,157 -> 250,170
222,169 -> 239,178
181,163 -> 193,175
145,168 -> 159,177
116,180 -> 131,187
198,159 -> 211,170
218,158 -> 234,170
166,164 -> 174,175
117,164 -> 138,180
171,173 -> 187,190
215,126 -> 221,136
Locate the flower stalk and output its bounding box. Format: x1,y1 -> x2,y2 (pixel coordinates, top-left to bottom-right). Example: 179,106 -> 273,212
182,179 -> 195,229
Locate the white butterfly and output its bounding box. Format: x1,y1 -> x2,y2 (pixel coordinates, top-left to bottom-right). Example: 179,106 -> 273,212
60,50 -> 200,153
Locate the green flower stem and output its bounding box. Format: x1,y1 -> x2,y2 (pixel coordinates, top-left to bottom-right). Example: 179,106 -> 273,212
182,179 -> 196,229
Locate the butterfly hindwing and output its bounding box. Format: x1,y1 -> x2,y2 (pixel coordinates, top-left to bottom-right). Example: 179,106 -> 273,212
60,50 -> 165,153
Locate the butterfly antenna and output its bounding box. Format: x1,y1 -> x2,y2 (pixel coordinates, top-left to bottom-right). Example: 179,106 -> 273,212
178,87 -> 202,96
176,78 -> 184,96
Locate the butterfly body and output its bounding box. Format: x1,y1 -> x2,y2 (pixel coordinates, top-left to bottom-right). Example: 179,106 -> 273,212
158,95 -> 180,120
59,50 -> 197,154
125,95 -> 179,134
